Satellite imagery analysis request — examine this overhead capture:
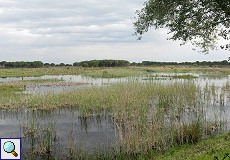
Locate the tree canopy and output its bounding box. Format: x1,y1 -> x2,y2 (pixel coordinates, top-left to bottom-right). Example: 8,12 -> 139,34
0,61 -> 44,68
134,0 -> 230,53
74,60 -> 130,67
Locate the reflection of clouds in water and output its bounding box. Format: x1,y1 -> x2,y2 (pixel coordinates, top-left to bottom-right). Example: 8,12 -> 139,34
0,118 -> 21,138
0,119 -> 8,125
0,109 -> 115,156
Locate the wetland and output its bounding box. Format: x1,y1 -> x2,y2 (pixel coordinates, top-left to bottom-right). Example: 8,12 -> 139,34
0,66 -> 230,159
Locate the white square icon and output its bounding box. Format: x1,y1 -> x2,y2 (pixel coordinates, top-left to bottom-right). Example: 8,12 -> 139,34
1,138 -> 21,160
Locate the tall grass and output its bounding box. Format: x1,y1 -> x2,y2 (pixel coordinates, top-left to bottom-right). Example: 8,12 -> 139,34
22,111 -> 57,159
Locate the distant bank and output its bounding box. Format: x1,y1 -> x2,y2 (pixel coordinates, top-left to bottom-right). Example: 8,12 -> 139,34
0,59 -> 230,68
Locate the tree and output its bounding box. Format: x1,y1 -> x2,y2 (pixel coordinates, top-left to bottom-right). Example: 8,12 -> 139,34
44,63 -> 50,67
59,63 -> 65,66
134,0 -> 230,53
73,62 -> 81,66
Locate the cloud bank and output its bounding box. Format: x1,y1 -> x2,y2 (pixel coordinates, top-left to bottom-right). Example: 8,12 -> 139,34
0,0 -> 229,63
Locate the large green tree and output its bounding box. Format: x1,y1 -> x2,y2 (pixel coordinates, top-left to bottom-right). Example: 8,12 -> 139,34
134,0 -> 230,53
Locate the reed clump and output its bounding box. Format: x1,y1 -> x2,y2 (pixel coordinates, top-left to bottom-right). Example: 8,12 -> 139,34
22,120 -> 57,159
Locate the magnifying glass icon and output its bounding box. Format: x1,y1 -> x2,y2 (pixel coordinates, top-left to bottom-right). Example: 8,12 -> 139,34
3,141 -> 18,157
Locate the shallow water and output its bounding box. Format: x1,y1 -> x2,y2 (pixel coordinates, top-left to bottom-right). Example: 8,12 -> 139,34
0,105 -> 229,159
0,108 -> 115,159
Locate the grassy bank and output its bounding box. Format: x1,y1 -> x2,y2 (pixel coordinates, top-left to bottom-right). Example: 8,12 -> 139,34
0,67 -> 147,78
0,85 -> 23,93
1,66 -> 230,78
156,131 -> 230,160
0,67 -> 86,77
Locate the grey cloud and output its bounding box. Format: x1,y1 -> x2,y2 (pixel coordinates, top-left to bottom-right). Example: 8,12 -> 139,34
0,0 -> 227,63
0,0 -> 145,49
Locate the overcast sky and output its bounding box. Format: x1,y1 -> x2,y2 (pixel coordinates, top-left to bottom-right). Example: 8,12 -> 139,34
0,0 -> 229,63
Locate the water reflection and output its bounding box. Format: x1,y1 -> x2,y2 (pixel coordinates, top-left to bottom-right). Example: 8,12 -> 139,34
0,108 -> 115,159
0,105 -> 229,158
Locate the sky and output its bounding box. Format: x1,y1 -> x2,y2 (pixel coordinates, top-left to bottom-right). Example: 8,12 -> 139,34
0,0 -> 229,63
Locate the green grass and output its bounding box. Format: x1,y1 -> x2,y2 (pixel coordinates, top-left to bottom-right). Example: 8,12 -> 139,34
0,84 -> 26,109
0,85 -> 23,93
26,81 -> 199,110
82,68 -> 148,78
150,131 -> 230,160
1,66 -> 230,78
0,67 -> 148,78
0,67 -> 86,77
20,79 -> 63,83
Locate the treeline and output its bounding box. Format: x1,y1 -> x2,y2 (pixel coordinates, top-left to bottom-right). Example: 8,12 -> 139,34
73,60 -> 130,67
0,61 -> 73,68
138,60 -> 230,66
0,61 -> 44,68
0,60 -> 230,68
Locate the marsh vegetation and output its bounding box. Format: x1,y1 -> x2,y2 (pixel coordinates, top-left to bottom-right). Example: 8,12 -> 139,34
0,66 -> 230,159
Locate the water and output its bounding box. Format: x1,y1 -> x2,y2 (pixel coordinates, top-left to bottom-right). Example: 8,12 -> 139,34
0,108 -> 115,159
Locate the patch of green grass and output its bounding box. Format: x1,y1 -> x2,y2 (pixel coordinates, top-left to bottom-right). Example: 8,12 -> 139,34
0,85 -> 26,109
83,68 -> 148,78
1,66 -> 230,78
0,67 -> 86,77
152,131 -> 230,160
0,85 -> 23,93
21,79 -> 63,83
0,67 -> 148,78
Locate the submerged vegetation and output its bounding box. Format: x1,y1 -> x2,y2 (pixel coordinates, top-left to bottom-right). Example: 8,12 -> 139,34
21,79 -> 64,83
